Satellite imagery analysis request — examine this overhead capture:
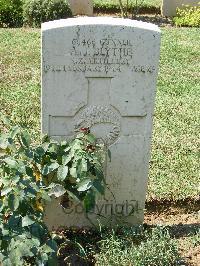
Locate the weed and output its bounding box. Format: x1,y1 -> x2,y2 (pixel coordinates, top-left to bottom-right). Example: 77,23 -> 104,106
174,4 -> 200,27
96,227 -> 181,266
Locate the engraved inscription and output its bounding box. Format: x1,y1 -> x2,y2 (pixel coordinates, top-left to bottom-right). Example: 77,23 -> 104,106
74,106 -> 121,145
44,36 -> 156,74
132,65 -> 155,73
44,63 -> 156,74
44,63 -> 122,73
44,37 -> 133,74
70,37 -> 133,73
71,38 -> 133,61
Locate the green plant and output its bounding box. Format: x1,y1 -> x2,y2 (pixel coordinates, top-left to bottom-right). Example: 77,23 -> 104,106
0,121 -> 106,264
190,229 -> 200,247
131,0 -> 145,18
23,0 -> 72,27
93,0 -> 122,13
0,0 -> 23,27
118,0 -> 145,18
96,227 -> 180,265
0,126 -> 58,265
173,4 -> 200,27
93,0 -> 161,14
95,0 -> 155,18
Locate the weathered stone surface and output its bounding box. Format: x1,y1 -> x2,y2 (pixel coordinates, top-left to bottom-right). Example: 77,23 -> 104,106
162,0 -> 199,17
42,17 -> 161,228
68,0 -> 93,16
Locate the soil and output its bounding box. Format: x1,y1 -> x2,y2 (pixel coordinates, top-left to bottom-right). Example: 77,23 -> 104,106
93,6 -> 160,16
144,198 -> 200,266
94,12 -> 173,27
57,198 -> 200,266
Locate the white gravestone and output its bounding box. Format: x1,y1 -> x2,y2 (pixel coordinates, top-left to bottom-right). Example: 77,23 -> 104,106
68,0 -> 93,16
42,17 -> 161,229
162,0 -> 199,17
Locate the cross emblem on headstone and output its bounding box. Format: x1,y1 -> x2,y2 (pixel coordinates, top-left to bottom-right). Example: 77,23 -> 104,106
48,77 -> 121,145
87,77 -> 112,105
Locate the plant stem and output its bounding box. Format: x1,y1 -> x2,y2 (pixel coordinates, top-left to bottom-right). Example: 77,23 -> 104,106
118,0 -> 125,18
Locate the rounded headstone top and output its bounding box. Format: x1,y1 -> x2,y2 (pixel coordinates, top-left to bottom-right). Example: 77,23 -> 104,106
42,17 -> 160,33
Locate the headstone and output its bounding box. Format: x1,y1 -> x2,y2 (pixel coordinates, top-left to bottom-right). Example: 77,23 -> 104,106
161,0 -> 199,17
42,17 -> 161,229
68,0 -> 93,16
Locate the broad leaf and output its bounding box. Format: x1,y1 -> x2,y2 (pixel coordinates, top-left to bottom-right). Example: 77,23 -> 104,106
4,158 -> 18,168
35,146 -> 46,156
16,240 -> 35,257
8,194 -> 20,211
29,182 -> 40,192
25,166 -> 34,177
1,228 -> 9,236
0,135 -> 9,149
41,244 -> 54,254
8,215 -> 21,228
17,162 -> 26,174
80,159 -> 87,172
12,175 -> 20,184
10,126 -> 20,138
42,141 -> 50,152
30,223 -> 48,240
94,166 -> 105,182
40,190 -> 51,202
70,167 -> 77,178
108,149 -> 111,162
85,133 -> 96,144
57,165 -> 68,181
77,179 -> 92,192
24,149 -> 34,159
41,134 -> 50,143
8,248 -> 23,266
83,190 -> 95,212
62,154 -> 71,165
2,258 -> 13,266
48,143 -> 59,153
20,131 -> 31,147
1,187 -> 12,196
48,184 -> 66,198
42,162 -> 59,175
46,239 -> 58,252
92,179 -> 105,195
76,159 -> 87,179
22,216 -> 35,227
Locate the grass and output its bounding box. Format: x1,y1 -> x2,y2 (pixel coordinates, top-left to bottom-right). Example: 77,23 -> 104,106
95,227 -> 180,266
56,224 -> 200,265
0,29 -> 40,141
57,226 -> 182,265
0,27 -> 199,201
149,28 -> 200,200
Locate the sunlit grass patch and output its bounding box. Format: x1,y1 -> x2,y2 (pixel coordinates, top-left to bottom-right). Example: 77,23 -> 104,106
96,227 -> 181,266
